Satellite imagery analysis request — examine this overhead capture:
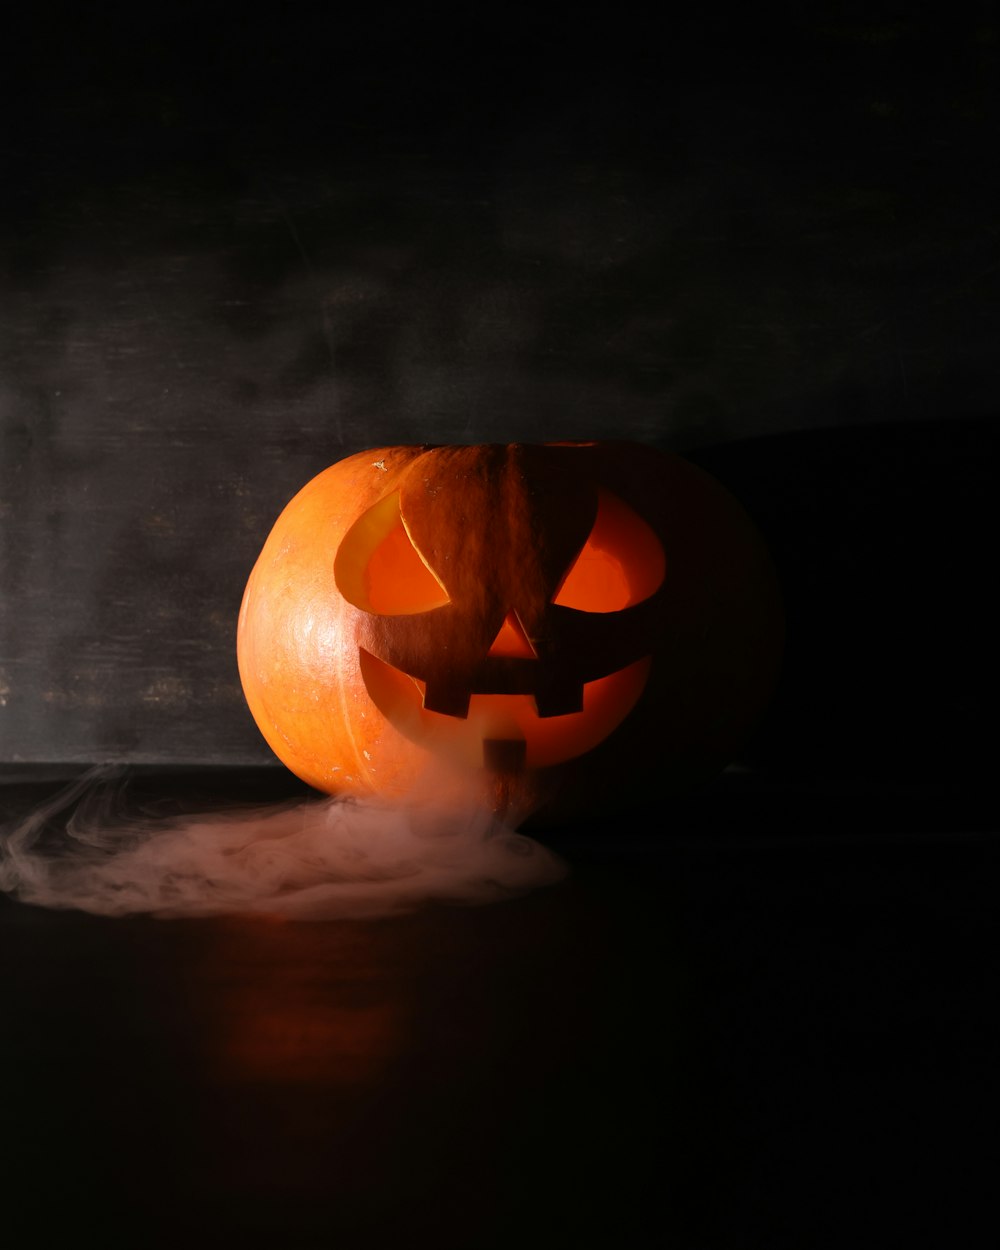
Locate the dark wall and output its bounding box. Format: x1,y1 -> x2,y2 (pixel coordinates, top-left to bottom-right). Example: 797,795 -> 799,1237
694,418 -> 998,793
2,6 -> 998,769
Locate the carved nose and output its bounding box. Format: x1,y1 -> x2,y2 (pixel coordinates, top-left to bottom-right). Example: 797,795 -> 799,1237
487,612 -> 537,660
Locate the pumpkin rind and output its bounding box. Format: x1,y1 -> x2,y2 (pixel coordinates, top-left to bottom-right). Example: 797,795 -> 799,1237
237,442 -> 783,823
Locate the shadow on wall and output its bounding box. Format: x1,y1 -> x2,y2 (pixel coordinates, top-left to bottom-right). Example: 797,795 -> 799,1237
687,415 -> 997,790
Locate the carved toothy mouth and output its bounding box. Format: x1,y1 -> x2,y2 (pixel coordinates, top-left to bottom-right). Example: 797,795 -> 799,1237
358,649 -> 652,771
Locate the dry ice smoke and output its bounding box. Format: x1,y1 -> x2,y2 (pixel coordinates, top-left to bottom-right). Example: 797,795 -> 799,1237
0,768 -> 567,920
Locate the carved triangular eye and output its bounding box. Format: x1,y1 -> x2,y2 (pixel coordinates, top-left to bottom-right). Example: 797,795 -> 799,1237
335,492 -> 450,614
553,489 -> 666,612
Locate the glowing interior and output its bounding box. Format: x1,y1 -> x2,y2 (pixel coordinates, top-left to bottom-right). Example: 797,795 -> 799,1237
337,486 -> 665,618
335,492 -> 450,615
487,612 -> 538,659
360,649 -> 652,770
553,489 -> 666,612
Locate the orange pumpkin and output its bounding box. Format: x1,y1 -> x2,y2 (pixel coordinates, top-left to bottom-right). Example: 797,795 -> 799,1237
237,442 -> 782,823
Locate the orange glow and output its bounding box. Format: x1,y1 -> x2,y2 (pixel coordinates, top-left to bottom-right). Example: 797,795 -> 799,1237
197,923 -> 403,1089
554,489 -> 665,612
335,492 -> 450,614
360,648 -> 652,770
487,612 -> 538,659
366,515 -> 450,614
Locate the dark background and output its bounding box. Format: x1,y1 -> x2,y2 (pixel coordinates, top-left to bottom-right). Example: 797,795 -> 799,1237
2,3 -> 997,778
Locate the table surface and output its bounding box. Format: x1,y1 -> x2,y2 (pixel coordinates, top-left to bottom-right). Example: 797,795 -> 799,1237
1,766 -> 996,1249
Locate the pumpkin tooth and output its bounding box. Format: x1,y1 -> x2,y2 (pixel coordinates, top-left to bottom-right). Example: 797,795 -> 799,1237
534,680 -> 585,718
483,738 -> 527,772
422,683 -> 472,719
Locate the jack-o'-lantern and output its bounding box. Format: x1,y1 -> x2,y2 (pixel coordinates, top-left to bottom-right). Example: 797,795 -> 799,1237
237,442 -> 782,823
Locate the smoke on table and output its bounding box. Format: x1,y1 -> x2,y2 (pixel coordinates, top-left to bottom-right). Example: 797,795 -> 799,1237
0,768 -> 568,920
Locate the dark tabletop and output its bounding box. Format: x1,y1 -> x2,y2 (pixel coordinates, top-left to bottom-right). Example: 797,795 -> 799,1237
2,766 -> 996,1249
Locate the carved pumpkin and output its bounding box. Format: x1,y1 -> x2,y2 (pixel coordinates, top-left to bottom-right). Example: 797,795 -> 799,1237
237,442 -> 782,822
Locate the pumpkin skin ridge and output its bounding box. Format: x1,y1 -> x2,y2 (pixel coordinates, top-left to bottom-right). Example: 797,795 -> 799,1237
237,441 -> 785,821
335,448 -> 443,794
237,446 -> 434,795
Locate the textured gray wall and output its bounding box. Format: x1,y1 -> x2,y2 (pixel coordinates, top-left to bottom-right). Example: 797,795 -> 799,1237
2,7 -> 998,764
